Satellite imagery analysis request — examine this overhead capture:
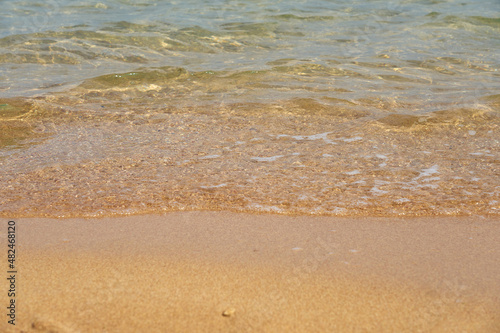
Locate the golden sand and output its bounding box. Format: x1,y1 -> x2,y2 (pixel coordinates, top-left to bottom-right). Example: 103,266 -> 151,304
1,212 -> 499,332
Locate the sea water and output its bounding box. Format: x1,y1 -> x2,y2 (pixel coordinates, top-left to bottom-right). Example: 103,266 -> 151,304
0,0 -> 499,217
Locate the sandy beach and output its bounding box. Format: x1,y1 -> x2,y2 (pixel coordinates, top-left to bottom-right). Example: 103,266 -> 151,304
2,0 -> 499,332
1,212 -> 499,332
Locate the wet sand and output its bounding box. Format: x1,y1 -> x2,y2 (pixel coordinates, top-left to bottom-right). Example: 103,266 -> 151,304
2,212 -> 500,332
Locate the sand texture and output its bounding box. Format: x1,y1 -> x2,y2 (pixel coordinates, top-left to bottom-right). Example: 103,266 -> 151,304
1,212 -> 499,332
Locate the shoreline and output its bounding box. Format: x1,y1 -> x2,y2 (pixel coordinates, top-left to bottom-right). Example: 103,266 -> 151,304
2,212 -> 500,332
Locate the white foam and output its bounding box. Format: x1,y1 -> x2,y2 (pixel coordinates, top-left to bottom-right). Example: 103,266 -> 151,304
422,177 -> 440,182
246,203 -> 283,212
291,131 -> 336,144
251,155 -> 284,162
370,180 -> 389,195
276,132 -> 334,144
414,164 -> 439,179
345,170 -> 360,175
199,154 -> 220,159
414,184 -> 439,189
200,183 -> 227,189
342,136 -> 363,142
371,186 -> 388,195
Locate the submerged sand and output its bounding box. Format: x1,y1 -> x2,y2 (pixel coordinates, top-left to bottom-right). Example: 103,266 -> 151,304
2,94 -> 499,218
2,212 -> 499,332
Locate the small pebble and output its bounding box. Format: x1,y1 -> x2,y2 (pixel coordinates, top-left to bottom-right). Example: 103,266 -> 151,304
222,308 -> 236,317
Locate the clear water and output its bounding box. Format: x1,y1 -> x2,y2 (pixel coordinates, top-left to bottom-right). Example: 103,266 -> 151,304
0,0 -> 499,217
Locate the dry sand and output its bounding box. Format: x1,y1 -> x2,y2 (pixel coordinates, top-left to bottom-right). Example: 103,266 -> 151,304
1,212 -> 499,332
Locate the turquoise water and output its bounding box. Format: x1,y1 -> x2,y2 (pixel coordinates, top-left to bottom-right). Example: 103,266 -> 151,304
0,0 -> 499,217
1,0 -> 499,106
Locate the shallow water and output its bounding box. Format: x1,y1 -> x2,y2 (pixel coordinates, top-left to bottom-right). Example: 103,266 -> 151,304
0,0 -> 499,217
